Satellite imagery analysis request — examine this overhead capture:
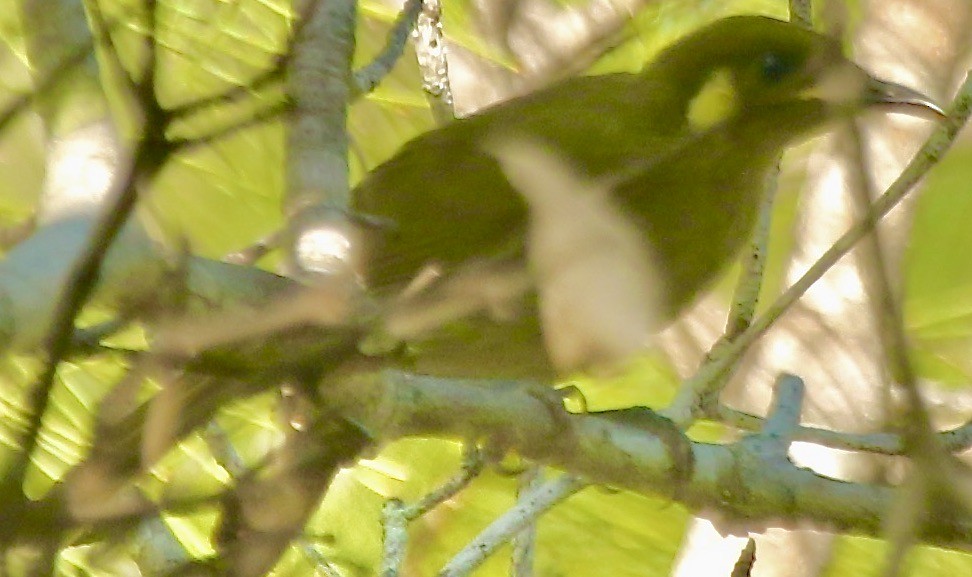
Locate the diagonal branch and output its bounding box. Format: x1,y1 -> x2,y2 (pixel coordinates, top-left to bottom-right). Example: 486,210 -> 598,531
666,72 -> 972,424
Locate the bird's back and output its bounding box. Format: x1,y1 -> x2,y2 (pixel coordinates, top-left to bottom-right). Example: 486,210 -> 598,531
352,72 -> 685,291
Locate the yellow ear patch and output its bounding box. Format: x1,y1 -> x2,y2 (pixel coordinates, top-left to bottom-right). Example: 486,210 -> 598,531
687,69 -> 738,132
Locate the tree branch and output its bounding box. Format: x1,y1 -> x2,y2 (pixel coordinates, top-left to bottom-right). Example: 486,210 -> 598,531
319,369 -> 972,551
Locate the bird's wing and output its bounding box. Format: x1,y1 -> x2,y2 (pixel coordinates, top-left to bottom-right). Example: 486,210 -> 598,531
353,121 -> 529,290
352,73 -> 680,291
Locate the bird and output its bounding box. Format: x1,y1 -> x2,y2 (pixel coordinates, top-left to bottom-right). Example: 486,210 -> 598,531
350,15 -> 943,380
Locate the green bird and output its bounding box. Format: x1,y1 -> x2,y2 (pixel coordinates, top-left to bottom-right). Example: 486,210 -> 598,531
351,15 -> 942,379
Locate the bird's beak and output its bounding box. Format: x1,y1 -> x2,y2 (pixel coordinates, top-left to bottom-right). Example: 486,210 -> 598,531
803,62 -> 946,120
865,77 -> 946,119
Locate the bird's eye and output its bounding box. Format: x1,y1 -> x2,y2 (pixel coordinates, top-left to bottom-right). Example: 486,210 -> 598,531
759,52 -> 794,82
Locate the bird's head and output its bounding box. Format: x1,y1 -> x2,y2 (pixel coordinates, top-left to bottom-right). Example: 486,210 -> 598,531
651,16 -> 944,134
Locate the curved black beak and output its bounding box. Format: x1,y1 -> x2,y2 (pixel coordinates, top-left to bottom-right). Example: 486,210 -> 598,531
867,77 -> 946,119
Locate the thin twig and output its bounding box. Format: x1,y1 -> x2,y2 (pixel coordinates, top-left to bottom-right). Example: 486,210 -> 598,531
403,444 -> 484,519
665,74 -> 972,425
22,6 -> 175,474
726,168 -> 777,340
354,0 -> 423,96
299,539 -> 343,577
673,155 -> 778,425
842,120 -> 951,577
511,466 -> 543,577
380,499 -> 408,577
380,445 -> 484,576
224,228 -> 284,265
412,0 -> 454,123
440,475 -> 586,577
719,406 -> 972,456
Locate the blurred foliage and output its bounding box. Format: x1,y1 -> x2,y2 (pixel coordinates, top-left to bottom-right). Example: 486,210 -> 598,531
906,145 -> 972,387
824,535 -> 972,576
0,0 -> 969,575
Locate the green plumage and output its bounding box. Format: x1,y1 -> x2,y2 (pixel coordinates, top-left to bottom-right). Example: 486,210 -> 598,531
350,15 -> 934,378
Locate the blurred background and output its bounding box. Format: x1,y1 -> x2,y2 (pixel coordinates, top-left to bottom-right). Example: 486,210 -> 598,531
0,0 -> 971,575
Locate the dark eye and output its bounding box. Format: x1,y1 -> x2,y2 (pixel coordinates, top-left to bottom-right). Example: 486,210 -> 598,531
760,52 -> 794,82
